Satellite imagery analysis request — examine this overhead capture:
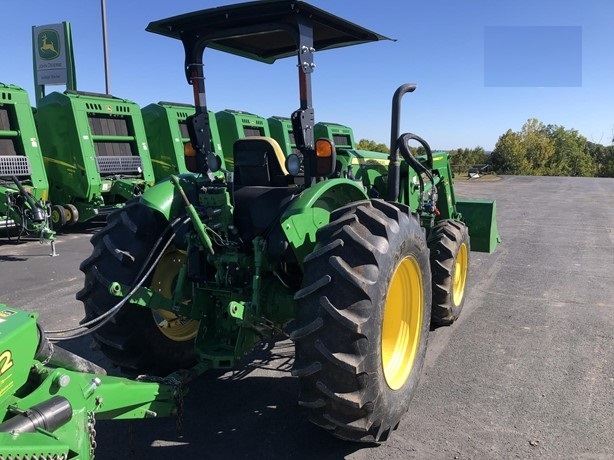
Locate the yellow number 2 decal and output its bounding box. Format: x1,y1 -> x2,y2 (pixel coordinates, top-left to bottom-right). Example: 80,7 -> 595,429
0,350 -> 13,376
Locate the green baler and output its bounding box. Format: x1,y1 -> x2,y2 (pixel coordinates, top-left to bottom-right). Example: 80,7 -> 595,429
269,118 -> 356,157
142,102 -> 224,179
0,83 -> 54,242
268,115 -> 299,157
35,91 -> 156,226
216,109 -> 270,170
314,121 -> 356,149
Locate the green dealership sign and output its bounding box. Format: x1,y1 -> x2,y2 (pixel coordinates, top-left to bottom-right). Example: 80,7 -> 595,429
32,22 -> 76,103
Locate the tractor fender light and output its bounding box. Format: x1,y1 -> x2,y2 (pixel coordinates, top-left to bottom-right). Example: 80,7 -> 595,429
315,138 -> 336,177
316,138 -> 333,157
184,142 -> 198,172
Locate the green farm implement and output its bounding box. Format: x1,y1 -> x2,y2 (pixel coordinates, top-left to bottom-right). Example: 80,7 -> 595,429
0,305 -> 179,459
268,118 -> 355,158
35,91 -> 156,227
142,102 -> 224,178
0,83 -> 54,244
216,109 -> 271,170
267,115 -> 298,157
315,121 -> 356,150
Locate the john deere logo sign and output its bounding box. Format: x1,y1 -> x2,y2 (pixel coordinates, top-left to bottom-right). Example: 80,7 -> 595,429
38,29 -> 60,59
33,23 -> 68,85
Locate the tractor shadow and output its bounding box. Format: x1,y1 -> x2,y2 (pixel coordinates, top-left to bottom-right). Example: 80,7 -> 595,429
53,219 -> 107,237
82,337 -> 378,459
0,238 -> 51,260
0,254 -> 28,262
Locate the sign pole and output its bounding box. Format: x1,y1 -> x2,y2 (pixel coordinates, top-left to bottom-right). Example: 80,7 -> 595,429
101,0 -> 110,95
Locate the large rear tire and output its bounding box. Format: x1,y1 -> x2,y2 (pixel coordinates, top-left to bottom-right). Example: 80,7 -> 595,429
428,219 -> 470,326
77,201 -> 197,375
291,199 -> 431,443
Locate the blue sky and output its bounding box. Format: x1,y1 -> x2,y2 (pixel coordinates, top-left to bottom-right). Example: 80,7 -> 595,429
1,0 -> 612,151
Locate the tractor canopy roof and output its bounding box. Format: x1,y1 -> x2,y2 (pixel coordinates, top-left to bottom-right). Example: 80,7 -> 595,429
146,0 -> 392,64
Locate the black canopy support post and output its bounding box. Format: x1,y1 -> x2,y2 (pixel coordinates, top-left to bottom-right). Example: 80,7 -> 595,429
184,38 -> 213,175
291,15 -> 316,187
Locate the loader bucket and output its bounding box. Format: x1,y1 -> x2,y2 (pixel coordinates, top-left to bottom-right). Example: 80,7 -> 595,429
456,199 -> 501,253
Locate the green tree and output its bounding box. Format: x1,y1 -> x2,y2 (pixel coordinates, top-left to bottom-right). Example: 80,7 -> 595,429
603,146 -> 614,177
544,125 -> 595,176
489,129 -> 532,174
587,142 -> 614,177
356,138 -> 389,153
409,146 -> 426,158
521,118 -> 555,174
489,118 -> 598,176
449,146 -> 489,168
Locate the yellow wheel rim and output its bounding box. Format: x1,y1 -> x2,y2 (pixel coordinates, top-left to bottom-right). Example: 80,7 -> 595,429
64,207 -> 73,222
452,243 -> 468,307
51,209 -> 61,224
151,249 -> 199,342
381,256 -> 423,390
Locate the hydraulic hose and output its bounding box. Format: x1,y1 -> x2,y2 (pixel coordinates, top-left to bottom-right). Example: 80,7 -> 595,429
36,324 -> 107,375
46,215 -> 189,340
10,175 -> 45,222
397,133 -> 437,212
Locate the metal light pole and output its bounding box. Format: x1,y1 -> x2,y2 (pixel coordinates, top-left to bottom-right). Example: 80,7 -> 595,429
101,0 -> 110,94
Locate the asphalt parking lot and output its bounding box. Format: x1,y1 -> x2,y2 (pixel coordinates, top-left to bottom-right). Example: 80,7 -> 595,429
1,175 -> 613,459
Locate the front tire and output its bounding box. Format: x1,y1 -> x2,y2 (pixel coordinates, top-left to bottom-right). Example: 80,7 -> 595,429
428,220 -> 470,326
292,199 -> 431,443
77,201 -> 197,375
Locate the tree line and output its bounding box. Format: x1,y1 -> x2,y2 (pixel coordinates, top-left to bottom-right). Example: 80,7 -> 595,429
356,118 -> 614,178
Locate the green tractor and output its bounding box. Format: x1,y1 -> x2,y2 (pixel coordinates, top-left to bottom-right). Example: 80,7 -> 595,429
77,0 -> 499,443
0,83 -> 55,244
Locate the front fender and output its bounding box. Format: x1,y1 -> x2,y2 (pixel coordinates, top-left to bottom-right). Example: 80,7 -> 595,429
281,179 -> 368,264
139,173 -> 199,221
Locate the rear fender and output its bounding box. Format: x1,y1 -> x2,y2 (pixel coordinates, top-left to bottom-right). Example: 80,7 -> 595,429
139,174 -> 199,222
281,179 -> 368,265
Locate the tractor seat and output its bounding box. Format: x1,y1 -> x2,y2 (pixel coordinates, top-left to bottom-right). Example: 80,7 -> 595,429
233,137 -> 290,188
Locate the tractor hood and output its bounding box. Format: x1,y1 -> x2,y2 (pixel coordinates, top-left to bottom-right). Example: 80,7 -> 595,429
146,0 -> 392,64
